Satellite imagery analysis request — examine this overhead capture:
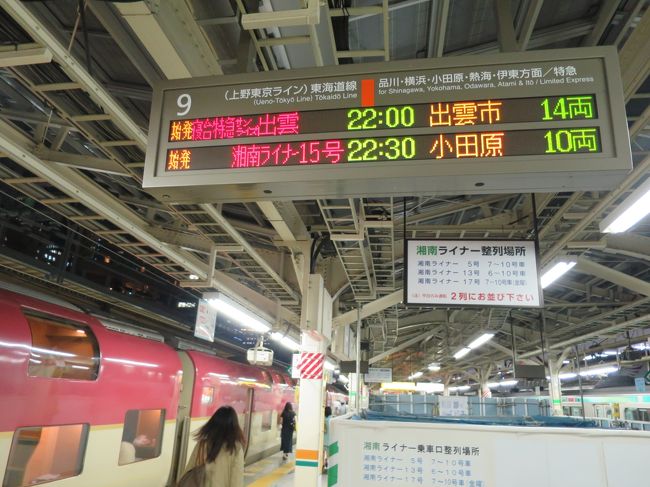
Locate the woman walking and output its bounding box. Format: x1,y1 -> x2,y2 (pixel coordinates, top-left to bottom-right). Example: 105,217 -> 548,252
180,405 -> 245,487
280,402 -> 296,461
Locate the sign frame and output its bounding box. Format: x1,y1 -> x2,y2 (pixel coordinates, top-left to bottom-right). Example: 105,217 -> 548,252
403,238 -> 543,308
144,47 -> 631,203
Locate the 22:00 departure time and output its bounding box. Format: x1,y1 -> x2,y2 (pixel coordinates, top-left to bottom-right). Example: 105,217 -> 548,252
347,106 -> 416,130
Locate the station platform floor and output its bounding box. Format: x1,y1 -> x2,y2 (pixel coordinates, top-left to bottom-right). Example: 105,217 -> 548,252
245,451 -> 327,486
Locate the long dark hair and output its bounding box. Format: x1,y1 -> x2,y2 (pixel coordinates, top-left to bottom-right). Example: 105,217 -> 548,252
194,406 -> 245,462
282,402 -> 293,414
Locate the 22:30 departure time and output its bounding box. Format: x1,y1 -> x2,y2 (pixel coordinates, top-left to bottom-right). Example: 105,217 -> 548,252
165,128 -> 602,172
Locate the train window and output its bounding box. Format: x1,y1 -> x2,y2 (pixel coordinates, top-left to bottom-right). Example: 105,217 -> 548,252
24,311 -> 99,381
2,423 -> 89,487
201,386 -> 215,406
261,411 -> 273,432
118,409 -> 165,465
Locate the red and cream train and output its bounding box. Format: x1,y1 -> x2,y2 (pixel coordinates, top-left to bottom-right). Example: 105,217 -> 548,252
0,285 -> 302,487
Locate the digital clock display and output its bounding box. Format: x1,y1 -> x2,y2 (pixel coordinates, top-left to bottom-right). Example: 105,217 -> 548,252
167,95 -> 597,143
165,128 -> 601,171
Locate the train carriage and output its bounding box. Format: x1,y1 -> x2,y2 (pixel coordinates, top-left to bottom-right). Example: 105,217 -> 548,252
0,287 -> 298,487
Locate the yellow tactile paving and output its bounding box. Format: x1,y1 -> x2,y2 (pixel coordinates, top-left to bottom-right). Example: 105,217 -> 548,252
246,461 -> 294,487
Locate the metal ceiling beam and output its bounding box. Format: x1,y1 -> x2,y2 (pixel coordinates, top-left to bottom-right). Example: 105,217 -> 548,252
0,117 -> 300,327
200,204 -> 300,302
333,290 -> 403,328
426,0 -> 449,57
547,313 -> 650,351
603,234 -> 650,262
541,155 -> 650,266
86,1 -> 163,86
34,147 -> 129,175
0,118 -> 204,275
257,201 -> 310,244
241,0 -> 319,29
581,0 -> 620,46
0,44 -> 52,67
1,0 -> 147,151
619,5 -> 650,100
113,0 -> 223,78
405,195 -> 509,225
369,328 -> 438,365
515,0 -> 543,50
495,0 -> 519,52
574,256 -> 650,298
449,19 -> 594,55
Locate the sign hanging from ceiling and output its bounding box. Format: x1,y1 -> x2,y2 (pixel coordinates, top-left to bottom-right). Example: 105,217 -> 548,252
144,47 -> 630,203
365,367 -> 393,383
404,239 -> 541,308
194,299 -> 217,341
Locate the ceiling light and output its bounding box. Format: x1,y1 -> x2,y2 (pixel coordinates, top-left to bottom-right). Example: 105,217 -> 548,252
540,260 -> 576,288
453,347 -> 471,359
380,382 -> 416,391
428,363 -> 441,372
416,382 -> 444,393
449,385 -> 471,392
408,371 -> 424,380
270,331 -> 300,351
207,294 -> 270,333
600,178 -> 650,233
189,274 -> 199,280
338,374 -> 349,384
558,372 -> 577,380
579,365 -> 618,377
467,333 -> 495,349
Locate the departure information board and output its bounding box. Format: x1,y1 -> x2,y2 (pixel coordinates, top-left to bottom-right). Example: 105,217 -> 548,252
144,47 -> 631,203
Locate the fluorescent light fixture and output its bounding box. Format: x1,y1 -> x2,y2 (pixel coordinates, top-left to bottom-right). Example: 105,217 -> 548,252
449,385 -> 471,392
380,382 -> 416,391
600,178 -> 650,233
207,294 -> 270,333
453,347 -> 471,359
498,379 -> 518,387
416,382 -> 444,393
540,260 -> 576,289
428,363 -> 441,372
189,274 -> 199,280
558,372 -> 577,380
579,365 -> 618,377
408,371 -> 424,380
467,333 -> 495,350
338,374 -> 349,384
270,331 -> 300,351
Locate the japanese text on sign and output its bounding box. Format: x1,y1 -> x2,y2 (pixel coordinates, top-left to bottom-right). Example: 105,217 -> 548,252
405,240 -> 541,307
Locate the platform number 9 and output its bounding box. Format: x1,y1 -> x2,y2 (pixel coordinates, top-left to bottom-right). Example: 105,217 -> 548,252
177,94 -> 191,116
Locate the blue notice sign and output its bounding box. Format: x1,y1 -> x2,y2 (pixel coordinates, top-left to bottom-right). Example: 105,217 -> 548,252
635,377 -> 646,392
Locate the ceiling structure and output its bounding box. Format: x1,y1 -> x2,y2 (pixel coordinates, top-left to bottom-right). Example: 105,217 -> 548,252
0,0 -> 649,386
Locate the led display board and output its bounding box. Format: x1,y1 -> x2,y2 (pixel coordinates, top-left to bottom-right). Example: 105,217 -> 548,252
144,47 -> 631,203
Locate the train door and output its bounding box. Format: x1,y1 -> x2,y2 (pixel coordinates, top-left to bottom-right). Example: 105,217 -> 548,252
242,387 -> 254,458
593,403 -> 613,419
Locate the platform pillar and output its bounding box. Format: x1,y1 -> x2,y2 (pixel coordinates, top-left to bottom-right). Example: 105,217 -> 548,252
294,274 -> 332,487
547,356 -> 563,416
